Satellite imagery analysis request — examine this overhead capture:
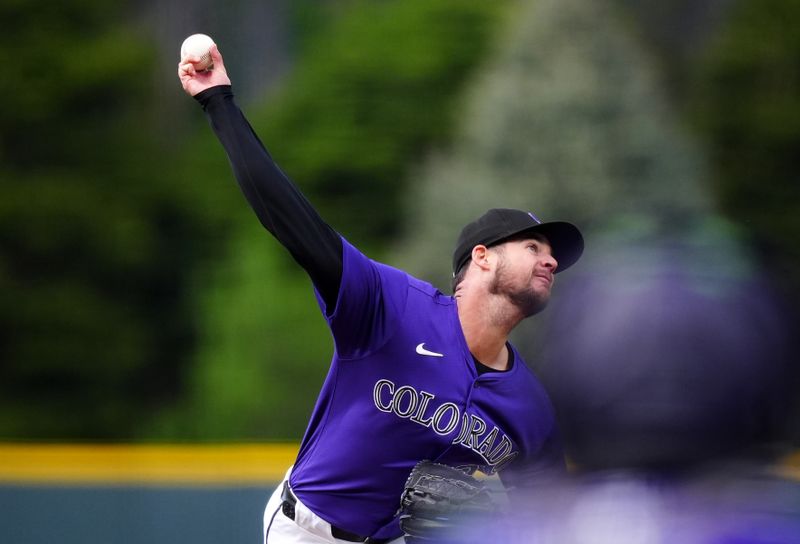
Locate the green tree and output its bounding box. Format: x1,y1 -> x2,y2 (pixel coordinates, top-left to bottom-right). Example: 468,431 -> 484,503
688,0 -> 800,300
254,0 -> 508,246
393,0 -> 714,289
0,3 -> 218,438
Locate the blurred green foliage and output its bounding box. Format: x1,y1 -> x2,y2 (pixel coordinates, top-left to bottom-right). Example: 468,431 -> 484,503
688,0 -> 800,300
394,0 -> 713,289
253,0 -> 507,246
0,3 -> 222,439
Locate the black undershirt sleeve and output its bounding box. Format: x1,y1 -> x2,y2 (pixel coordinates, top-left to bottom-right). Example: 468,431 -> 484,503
195,86 -> 502,376
194,85 -> 343,309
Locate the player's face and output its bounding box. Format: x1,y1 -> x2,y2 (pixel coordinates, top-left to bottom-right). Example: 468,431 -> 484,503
488,235 -> 557,317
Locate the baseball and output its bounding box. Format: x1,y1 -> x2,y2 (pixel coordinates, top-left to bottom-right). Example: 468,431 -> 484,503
180,33 -> 214,71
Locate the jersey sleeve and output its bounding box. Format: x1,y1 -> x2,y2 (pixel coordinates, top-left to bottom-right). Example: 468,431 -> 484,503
317,238 -> 409,360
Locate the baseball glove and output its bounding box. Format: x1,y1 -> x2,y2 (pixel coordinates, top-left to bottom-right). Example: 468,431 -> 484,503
398,460 -> 496,542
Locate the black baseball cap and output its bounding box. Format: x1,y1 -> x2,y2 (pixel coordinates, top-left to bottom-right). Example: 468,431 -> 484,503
452,208 -> 584,275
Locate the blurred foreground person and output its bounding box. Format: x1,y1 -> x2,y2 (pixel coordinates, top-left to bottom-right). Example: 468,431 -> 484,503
512,231 -> 799,543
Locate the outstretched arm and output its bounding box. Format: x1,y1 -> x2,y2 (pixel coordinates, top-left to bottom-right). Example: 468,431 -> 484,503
178,44 -> 343,309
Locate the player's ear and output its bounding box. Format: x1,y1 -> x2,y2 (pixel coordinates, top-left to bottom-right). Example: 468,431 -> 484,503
471,245 -> 491,271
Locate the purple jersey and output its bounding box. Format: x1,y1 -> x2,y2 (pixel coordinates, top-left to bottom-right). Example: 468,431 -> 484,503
289,238 -> 563,540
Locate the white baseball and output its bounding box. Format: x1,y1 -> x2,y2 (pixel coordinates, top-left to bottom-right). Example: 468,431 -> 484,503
180,33 -> 214,71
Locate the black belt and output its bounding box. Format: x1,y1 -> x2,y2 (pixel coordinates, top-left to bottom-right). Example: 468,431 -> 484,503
280,481 -> 389,543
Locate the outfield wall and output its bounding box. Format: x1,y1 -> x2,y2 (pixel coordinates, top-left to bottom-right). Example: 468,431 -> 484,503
2,444 -> 799,544
0,444 -> 298,544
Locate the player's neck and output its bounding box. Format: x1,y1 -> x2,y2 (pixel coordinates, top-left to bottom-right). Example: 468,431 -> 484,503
455,290 -> 519,371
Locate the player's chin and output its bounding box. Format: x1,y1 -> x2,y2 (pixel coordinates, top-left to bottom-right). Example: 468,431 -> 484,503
531,278 -> 553,299
512,289 -> 549,318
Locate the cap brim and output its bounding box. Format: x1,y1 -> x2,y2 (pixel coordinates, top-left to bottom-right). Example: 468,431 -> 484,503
514,221 -> 584,273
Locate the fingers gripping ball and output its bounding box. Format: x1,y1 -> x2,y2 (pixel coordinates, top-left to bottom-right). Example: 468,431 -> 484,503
398,461 -> 496,541
180,33 -> 214,71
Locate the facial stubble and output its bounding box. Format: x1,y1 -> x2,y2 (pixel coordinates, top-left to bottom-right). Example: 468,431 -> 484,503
488,255 -> 550,318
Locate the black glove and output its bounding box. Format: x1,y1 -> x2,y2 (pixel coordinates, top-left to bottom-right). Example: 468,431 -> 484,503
398,460 -> 496,542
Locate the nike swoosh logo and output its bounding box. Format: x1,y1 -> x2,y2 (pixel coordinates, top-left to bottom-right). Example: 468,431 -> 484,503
416,343 -> 444,358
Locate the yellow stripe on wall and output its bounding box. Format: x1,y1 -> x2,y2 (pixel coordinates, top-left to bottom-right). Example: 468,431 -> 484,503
0,443 -> 298,486
2,443 -> 799,486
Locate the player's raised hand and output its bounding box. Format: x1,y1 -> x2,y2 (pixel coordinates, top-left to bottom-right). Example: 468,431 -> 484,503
178,44 -> 231,97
